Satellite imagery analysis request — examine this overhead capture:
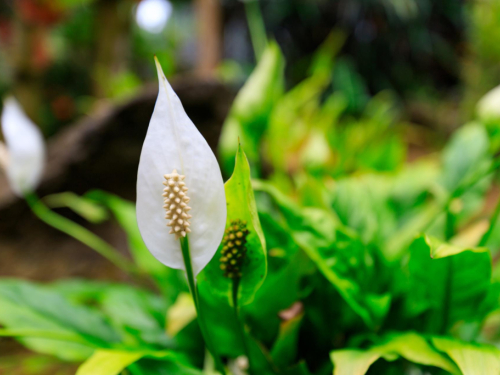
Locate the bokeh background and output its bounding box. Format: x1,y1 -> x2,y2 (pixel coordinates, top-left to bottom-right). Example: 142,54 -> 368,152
1,0 -> 500,373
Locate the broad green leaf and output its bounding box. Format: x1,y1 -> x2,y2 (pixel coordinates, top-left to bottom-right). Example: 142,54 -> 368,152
49,279 -> 113,305
76,350 -> 145,375
331,174 -> 396,245
432,337 -> 500,375
99,285 -> 170,347
253,180 -> 390,328
43,192 -> 108,223
330,332 -> 460,375
440,124 -> 492,231
407,235 -> 492,332
219,41 -> 285,175
441,123 -> 491,192
199,145 -> 267,306
331,350 -> 380,375
0,280 -> 120,361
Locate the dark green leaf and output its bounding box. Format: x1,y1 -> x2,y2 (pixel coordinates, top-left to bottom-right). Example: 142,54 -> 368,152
253,180 -> 390,328
407,235 -> 492,333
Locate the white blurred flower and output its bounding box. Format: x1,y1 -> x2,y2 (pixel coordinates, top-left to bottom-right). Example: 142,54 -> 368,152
0,97 -> 46,196
477,84 -> 500,121
136,58 -> 227,276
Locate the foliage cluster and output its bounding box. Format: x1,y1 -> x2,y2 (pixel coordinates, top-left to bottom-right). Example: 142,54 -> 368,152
2,39 -> 500,375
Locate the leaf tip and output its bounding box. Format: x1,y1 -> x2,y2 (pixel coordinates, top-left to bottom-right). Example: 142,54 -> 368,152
154,56 -> 166,82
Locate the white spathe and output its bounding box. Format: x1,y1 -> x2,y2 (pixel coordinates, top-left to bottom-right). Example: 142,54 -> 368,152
477,84 -> 500,121
1,97 -> 46,196
136,58 -> 227,276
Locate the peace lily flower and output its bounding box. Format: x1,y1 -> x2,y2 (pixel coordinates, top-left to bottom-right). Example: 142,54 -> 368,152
477,84 -> 500,121
0,97 -> 46,197
136,58 -> 227,276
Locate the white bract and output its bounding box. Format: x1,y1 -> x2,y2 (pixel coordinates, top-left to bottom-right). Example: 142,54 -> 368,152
0,97 -> 46,196
477,84 -> 500,121
136,58 -> 227,276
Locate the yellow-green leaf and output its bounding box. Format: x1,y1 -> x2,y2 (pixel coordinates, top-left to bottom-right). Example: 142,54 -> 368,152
331,332 -> 460,375
76,350 -> 145,375
432,337 -> 500,375
219,41 -> 285,175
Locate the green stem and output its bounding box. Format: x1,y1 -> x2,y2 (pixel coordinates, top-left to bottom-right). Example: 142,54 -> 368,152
445,210 -> 455,241
25,192 -> 137,275
180,237 -> 226,375
479,195 -> 500,246
232,278 -> 253,374
244,0 -> 268,61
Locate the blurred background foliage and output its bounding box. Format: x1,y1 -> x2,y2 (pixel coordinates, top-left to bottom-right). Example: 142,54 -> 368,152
0,0 -> 491,137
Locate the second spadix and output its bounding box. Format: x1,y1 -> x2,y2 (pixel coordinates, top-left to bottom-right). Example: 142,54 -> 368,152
136,58 -> 227,276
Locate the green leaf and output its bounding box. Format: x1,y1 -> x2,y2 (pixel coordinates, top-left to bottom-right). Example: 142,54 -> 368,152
76,350 -> 199,375
219,41 -> 285,175
331,174 -> 396,245
243,248 -> 311,345
270,313 -> 303,369
131,355 -> 204,375
266,73 -> 329,173
330,332 -> 460,375
0,328 -> 94,345
282,362 -> 313,375
85,191 -> 163,276
85,190 -> 183,299
199,145 -> 267,306
76,350 -> 145,375
43,192 -> 109,223
99,285 -> 170,348
407,235 -> 492,333
0,280 -> 120,361
49,279 -> 112,305
308,31 -> 345,80
253,180 -> 390,328
441,123 -> 491,192
432,337 -> 500,375
332,57 -> 369,113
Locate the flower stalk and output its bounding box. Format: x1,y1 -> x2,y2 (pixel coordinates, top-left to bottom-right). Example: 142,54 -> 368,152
221,219 -> 253,372
180,236 -> 226,375
231,277 -> 253,374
